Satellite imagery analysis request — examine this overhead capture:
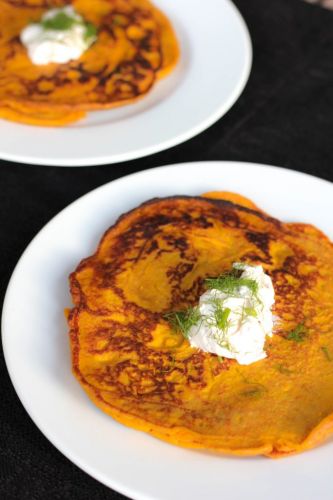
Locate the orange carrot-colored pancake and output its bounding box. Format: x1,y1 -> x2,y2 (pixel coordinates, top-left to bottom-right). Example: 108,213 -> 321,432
68,193 -> 333,457
0,0 -> 179,126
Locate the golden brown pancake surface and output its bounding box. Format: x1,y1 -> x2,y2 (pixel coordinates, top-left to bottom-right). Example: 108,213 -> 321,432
68,193 -> 333,457
0,0 -> 179,125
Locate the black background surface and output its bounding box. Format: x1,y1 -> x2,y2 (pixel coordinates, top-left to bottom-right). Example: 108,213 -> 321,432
1,0 -> 333,498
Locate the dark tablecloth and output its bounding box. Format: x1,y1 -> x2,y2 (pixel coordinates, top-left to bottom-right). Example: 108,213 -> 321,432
1,0 -> 333,498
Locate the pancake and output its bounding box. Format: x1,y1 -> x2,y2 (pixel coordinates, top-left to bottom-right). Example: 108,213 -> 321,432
0,0 -> 179,125
68,193 -> 333,457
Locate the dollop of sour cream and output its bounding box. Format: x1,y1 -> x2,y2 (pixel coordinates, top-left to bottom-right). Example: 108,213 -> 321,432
20,6 -> 96,65
188,263 -> 275,365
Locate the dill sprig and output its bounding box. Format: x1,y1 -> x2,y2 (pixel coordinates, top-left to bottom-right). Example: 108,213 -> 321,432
212,301 -> 231,331
41,11 -> 97,43
84,22 -> 97,41
200,299 -> 232,348
275,364 -> 292,375
215,306 -> 231,331
241,384 -> 267,399
321,346 -> 332,362
244,307 -> 257,318
286,323 -> 307,343
164,307 -> 201,338
205,270 -> 259,301
165,265 -> 263,345
42,11 -> 76,30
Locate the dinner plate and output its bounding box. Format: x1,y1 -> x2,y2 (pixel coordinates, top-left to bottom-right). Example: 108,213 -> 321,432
0,0 -> 251,167
2,162 -> 333,500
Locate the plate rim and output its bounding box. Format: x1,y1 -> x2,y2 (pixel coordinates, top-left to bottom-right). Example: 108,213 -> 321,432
2,161 -> 333,500
0,0 -> 252,167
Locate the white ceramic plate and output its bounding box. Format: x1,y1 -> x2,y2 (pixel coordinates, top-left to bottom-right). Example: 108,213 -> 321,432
0,0 -> 251,167
2,162 -> 333,500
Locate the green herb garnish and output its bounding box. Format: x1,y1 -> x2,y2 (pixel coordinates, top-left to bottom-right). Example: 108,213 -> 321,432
84,22 -> 97,41
214,304 -> 231,331
40,10 -> 97,45
205,270 -> 259,301
166,265 -> 265,345
275,364 -> 292,375
244,307 -> 257,318
165,307 -> 201,338
42,11 -> 76,31
321,346 -> 332,362
286,323 -> 307,343
241,384 -> 267,399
